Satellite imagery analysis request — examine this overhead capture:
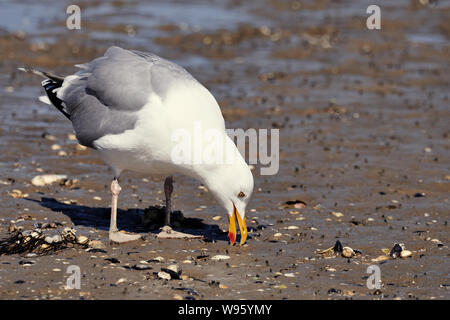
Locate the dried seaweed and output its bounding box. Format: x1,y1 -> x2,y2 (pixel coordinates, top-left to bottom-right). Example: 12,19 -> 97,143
0,227 -> 87,256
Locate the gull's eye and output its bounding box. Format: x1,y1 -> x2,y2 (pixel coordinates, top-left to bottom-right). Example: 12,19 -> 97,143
238,191 -> 246,198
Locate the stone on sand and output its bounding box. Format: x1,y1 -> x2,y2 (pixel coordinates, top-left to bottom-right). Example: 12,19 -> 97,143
31,174 -> 67,187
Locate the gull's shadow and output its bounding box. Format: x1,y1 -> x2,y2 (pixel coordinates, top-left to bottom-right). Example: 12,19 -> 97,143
25,197 -> 229,242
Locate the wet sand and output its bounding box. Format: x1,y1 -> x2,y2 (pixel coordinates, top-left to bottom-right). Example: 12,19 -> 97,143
0,0 -> 449,299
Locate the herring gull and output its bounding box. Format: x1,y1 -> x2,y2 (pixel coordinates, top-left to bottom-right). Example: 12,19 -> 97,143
20,46 -> 253,245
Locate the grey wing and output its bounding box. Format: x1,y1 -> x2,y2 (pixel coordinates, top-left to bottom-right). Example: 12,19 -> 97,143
56,46 -> 197,148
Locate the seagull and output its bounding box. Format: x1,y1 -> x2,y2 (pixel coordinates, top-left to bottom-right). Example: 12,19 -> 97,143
20,46 -> 253,245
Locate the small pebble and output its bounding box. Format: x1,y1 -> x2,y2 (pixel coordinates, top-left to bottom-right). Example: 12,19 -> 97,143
31,174 -> 67,187
400,250 -> 412,258
211,255 -> 230,261
284,273 -> 295,277
76,144 -> 87,151
77,235 -> 89,245
89,240 -> 106,249
150,256 -> 165,263
331,211 -> 344,218
157,271 -> 171,280
132,264 -> 153,270
166,264 -> 182,275
372,255 -> 389,263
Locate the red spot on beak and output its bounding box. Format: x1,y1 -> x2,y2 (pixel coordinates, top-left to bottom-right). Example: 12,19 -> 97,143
228,232 -> 236,245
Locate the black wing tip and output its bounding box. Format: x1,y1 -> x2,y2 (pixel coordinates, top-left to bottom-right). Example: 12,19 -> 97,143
42,80 -> 71,120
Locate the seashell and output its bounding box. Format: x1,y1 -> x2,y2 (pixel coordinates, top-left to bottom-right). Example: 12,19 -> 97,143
274,284 -> 287,289
294,202 -> 306,209
431,239 -> 443,246
31,174 -> 67,187
273,233 -> 282,237
149,256 -> 165,263
62,227 -> 75,233
88,240 -> 106,249
9,189 -> 28,198
22,230 -> 31,237
331,211 -> 344,218
319,240 -> 342,255
61,227 -> 77,242
372,255 -> 390,263
161,265 -> 182,279
284,273 -> 295,278
132,264 -> 152,270
342,246 -> 355,258
284,200 -> 307,209
211,255 -> 230,261
166,264 -> 182,275
45,234 -> 62,244
76,144 -> 87,151
77,235 -> 89,245
400,250 -> 412,258
157,271 -> 171,280
45,236 -> 54,244
389,243 -> 403,259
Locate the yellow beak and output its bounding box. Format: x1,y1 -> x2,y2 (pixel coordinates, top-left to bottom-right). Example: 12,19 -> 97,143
228,204 -> 247,245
